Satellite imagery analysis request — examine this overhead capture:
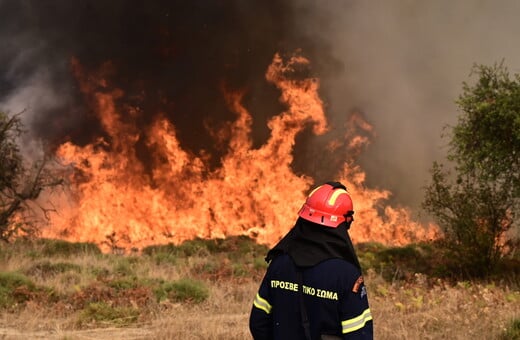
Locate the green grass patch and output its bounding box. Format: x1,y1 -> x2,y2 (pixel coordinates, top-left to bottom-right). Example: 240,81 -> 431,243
142,235 -> 268,259
77,302 -> 140,327
35,239 -> 101,257
112,257 -> 139,276
0,271 -> 37,308
150,251 -> 177,265
356,241 -> 456,281
154,278 -> 209,303
170,278 -> 209,303
500,318 -> 520,340
106,276 -> 141,291
25,261 -> 82,278
142,239 -> 210,258
232,263 -> 250,277
144,236 -> 269,280
90,266 -> 111,279
105,275 -> 161,292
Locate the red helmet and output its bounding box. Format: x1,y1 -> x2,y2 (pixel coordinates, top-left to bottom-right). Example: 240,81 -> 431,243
298,182 -> 354,228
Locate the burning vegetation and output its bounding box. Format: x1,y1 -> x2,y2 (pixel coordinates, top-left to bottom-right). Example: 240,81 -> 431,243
39,53 -> 438,252
0,2 -> 442,252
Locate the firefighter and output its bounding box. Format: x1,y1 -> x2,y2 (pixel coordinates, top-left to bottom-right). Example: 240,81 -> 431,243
249,182 -> 373,340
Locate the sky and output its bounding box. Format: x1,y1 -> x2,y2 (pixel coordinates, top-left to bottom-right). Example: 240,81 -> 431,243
1,0 -> 520,216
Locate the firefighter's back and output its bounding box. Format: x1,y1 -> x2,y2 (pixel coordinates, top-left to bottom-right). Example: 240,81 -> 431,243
267,253 -> 363,339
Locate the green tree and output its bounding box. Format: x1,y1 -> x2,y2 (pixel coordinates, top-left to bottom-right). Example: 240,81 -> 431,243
0,111 -> 62,241
423,63 -> 520,276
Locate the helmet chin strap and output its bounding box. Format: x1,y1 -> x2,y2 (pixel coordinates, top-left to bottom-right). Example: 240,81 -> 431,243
344,210 -> 354,229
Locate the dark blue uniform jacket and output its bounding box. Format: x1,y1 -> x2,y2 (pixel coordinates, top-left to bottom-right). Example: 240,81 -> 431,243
250,254 -> 373,340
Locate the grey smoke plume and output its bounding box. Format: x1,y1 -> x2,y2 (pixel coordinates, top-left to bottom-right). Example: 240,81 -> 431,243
294,1 -> 520,213
1,1 -> 520,216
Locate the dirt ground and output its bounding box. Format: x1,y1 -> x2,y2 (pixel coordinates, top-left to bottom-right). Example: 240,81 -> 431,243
0,327 -> 153,340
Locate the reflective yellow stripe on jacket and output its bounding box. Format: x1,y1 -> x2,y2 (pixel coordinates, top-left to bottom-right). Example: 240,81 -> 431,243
342,308 -> 372,334
253,293 -> 272,314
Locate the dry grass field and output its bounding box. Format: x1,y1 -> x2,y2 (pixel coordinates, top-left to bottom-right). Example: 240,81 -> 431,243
0,237 -> 518,340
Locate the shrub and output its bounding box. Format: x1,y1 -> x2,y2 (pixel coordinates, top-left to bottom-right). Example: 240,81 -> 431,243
423,63 -> 520,278
0,271 -> 37,308
0,112 -> 63,241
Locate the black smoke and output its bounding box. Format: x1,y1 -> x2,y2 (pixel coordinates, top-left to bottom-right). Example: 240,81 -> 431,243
5,1 -> 520,215
0,0 -> 341,173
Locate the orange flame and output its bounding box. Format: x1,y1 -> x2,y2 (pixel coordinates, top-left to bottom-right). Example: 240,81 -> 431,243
42,53 -> 438,252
